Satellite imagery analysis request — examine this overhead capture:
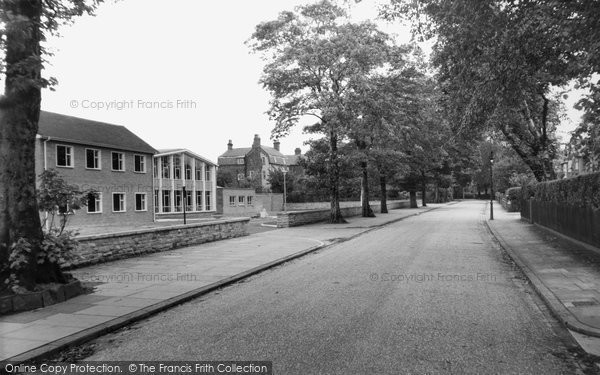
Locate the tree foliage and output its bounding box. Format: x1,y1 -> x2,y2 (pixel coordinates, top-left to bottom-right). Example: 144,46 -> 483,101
382,0 -> 597,182
248,0 -> 395,223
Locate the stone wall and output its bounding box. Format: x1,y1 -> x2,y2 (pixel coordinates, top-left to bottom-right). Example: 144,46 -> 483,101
277,200 -> 410,228
66,217 -> 249,268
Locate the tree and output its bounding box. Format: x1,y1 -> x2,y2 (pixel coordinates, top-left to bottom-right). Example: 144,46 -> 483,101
248,0 -> 392,223
0,0 -> 103,291
383,0 -> 578,182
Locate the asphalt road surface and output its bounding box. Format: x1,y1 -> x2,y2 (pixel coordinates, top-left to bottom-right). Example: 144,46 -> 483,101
79,201 -> 594,374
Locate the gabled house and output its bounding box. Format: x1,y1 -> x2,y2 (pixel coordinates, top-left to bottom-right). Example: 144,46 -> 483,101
35,111 -> 157,229
218,134 -> 303,190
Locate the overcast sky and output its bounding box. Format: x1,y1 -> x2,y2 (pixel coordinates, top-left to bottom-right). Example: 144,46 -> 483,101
37,0 -> 581,162
39,0 -> 408,162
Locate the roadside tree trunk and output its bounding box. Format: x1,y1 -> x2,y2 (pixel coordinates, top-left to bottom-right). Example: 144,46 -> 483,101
379,174 -> 388,214
328,125 -> 345,223
360,160 -> 375,217
0,0 -> 66,291
420,171 -> 427,207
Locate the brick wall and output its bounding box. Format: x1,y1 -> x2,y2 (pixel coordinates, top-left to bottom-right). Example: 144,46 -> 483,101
36,139 -> 155,228
277,200 -> 410,227
65,217 -> 249,268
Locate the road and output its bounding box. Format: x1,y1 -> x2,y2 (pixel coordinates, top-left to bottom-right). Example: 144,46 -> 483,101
78,201 -> 591,374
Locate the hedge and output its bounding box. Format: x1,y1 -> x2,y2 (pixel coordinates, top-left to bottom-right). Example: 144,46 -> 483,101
523,172 -> 600,209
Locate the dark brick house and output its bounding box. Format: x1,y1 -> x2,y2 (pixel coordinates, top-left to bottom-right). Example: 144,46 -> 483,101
35,111 -> 157,229
218,134 -> 303,191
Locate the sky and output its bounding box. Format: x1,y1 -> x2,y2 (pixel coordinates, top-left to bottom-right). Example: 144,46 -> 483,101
39,0 -> 408,163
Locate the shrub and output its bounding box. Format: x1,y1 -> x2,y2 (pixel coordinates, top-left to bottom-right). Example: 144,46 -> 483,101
505,187 -> 522,211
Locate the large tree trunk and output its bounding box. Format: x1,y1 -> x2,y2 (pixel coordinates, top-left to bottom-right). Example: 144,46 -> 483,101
420,171 -> 427,207
0,0 -> 65,291
328,125 -> 345,223
409,190 -> 418,208
360,160 -> 375,217
379,174 -> 388,214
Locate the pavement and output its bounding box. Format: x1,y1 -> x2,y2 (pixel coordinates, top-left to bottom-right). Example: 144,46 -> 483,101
485,202 -> 600,358
0,204 -> 445,362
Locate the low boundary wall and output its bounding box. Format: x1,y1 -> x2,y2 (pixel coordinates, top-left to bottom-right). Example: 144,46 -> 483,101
65,217 -> 249,269
277,200 -> 410,228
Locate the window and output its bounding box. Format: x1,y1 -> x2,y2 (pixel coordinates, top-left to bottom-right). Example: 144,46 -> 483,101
56,145 -> 73,167
185,190 -> 193,207
86,149 -> 100,169
161,157 -> 170,178
87,193 -> 102,213
249,171 -> 255,179
174,156 -> 181,179
58,203 -> 72,215
153,158 -> 158,178
134,155 -> 146,173
185,164 -> 192,180
205,191 -> 211,210
112,152 -> 124,171
247,196 -> 253,206
154,190 -> 159,213
195,167 -> 203,181
112,193 -> 126,212
237,173 -> 244,181
237,158 -> 244,164
196,191 -> 203,211
174,190 -> 182,212
229,196 -> 236,206
135,193 -> 147,211
262,156 -> 266,165
205,168 -> 211,181
238,196 -> 245,206
162,190 -> 171,212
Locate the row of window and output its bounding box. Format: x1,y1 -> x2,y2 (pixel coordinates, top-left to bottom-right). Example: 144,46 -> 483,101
85,190 -> 214,214
86,192 -> 147,213
238,171 -> 267,181
56,145 -> 146,172
229,195 -> 253,207
154,190 -> 212,212
153,156 -> 212,181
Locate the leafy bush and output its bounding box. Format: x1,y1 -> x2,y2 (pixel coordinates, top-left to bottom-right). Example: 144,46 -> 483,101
505,187 -> 522,211
523,172 -> 600,208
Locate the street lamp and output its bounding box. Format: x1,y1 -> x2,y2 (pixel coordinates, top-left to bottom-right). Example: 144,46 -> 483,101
489,151 -> 494,220
282,169 -> 288,212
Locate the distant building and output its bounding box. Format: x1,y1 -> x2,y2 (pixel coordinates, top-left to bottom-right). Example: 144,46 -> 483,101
35,111 -> 157,228
217,134 -> 303,191
152,149 -> 218,219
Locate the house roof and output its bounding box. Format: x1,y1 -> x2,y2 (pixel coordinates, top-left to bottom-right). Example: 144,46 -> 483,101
218,145 -> 292,165
285,154 -> 302,166
155,148 -> 217,166
37,111 -> 157,154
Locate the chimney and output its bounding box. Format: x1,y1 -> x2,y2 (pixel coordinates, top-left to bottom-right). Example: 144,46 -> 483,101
253,134 -> 261,148
273,140 -> 280,151
227,140 -> 233,150
295,148 -> 301,155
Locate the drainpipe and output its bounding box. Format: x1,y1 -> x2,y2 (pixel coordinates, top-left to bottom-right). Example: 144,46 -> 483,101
152,155 -> 156,222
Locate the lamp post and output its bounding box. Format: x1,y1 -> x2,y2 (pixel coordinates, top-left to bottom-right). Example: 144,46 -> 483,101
182,187 -> 187,225
489,151 -> 494,220
282,169 -> 287,212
